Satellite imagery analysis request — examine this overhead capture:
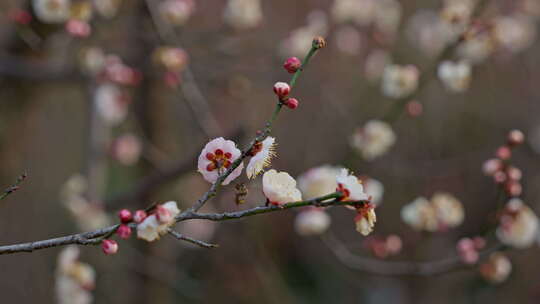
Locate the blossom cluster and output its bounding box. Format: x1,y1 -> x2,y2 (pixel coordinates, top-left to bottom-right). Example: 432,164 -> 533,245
401,192 -> 465,232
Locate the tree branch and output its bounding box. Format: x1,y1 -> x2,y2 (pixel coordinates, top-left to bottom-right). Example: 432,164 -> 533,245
167,229 -> 218,249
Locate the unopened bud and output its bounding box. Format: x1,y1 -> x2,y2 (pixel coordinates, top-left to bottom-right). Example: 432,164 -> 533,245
507,129 -> 524,146
273,82 -> 290,99
133,210 -> 147,223
117,224 -> 132,239
495,146 -> 511,160
283,57 -> 301,74
118,209 -> 133,223
285,98 -> 299,109
312,36 -> 327,49
102,240 -> 118,255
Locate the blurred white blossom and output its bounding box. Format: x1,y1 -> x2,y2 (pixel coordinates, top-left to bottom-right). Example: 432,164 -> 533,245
381,64 -> 419,99
33,0 -> 71,23
159,0 -> 195,26
351,120 -> 396,161
496,198 -> 539,248
479,252 -> 512,284
437,60 -> 472,92
56,246 -> 95,304
295,208 -> 331,236
298,165 -> 342,200
494,14 -> 537,53
280,11 -> 328,57
401,193 -> 464,232
223,0 -> 263,30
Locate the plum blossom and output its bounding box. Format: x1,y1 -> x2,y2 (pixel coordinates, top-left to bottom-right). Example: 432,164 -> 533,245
401,193 -> 464,231
479,253 -> 512,284
56,246 -> 95,304
332,0 -> 375,26
401,197 -> 438,232
494,15 -> 537,53
437,61 -> 472,92
197,137 -> 244,185
351,120 -> 396,160
94,0 -> 122,18
362,176 -> 384,206
159,0 -> 195,26
137,201 -> 181,242
381,64 -> 419,98
431,192 -> 465,229
95,84 -> 129,126
223,0 -> 263,30
496,198 -> 539,248
294,208 -> 331,236
298,165 -> 342,200
262,169 -> 302,205
355,204 -> 376,236
33,0 -> 71,24
246,137 -> 276,179
111,134 -> 142,166
336,169 -> 370,202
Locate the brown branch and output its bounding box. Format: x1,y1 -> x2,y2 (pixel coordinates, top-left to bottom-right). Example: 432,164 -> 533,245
0,172 -> 27,201
322,232 -> 505,276
0,193 -> 364,255
167,229 -> 218,249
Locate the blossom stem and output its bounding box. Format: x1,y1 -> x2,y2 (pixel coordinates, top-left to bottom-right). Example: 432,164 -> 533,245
167,229 -> 219,249
0,172 -> 27,201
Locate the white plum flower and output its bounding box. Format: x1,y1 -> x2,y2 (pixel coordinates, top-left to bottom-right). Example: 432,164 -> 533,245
56,246 -> 95,304
401,197 -> 438,232
295,209 -> 331,236
33,0 -> 71,24
336,169 -> 370,201
246,137 -> 276,179
223,0 -> 263,30
494,15 -> 537,53
262,169 -> 302,205
363,177 -> 384,206
159,0 -> 195,26
354,205 -> 377,236
381,64 -> 419,98
480,253 -> 512,284
431,192 -> 465,229
297,165 -> 342,200
197,137 -> 244,185
95,84 -> 128,126
351,120 -> 396,161
137,201 -> 181,242
496,198 -> 539,248
437,61 -> 472,92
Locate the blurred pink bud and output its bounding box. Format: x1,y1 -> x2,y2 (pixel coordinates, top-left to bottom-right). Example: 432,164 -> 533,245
495,146 -> 511,160
505,181 -> 522,197
508,129 -> 524,146
482,158 -> 502,176
473,236 -> 486,250
133,210 -> 148,223
102,240 -> 118,255
156,205 -> 173,224
283,57 -> 301,74
273,82 -> 290,99
461,249 -> 479,264
493,171 -> 507,184
9,9 -> 32,25
406,100 -> 423,117
386,234 -> 402,255
506,166 -> 522,181
164,71 -> 181,88
457,238 -> 475,252
117,224 -> 132,239
118,209 -> 132,223
66,20 -> 91,38
285,98 -> 299,109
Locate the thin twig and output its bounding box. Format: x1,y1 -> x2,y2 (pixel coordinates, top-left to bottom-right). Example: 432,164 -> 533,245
0,172 -> 27,201
322,232 -> 505,276
167,229 -> 218,249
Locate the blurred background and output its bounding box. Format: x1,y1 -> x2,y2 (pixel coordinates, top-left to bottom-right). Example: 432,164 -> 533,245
1,0 -> 540,303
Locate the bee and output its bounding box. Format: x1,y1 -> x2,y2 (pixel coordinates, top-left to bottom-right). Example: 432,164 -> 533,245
234,183 -> 248,205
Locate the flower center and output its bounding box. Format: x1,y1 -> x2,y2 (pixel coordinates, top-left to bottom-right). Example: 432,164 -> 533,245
205,149 -> 233,172
336,183 -> 351,200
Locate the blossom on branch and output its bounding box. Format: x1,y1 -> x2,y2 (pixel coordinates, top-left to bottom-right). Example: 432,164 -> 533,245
137,201 -> 181,242
496,198 -> 539,248
381,64 -> 419,99
354,204 -> 376,236
197,137 -> 244,185
295,208 -> 331,236
33,0 -> 71,24
336,169 -> 370,202
262,169 -> 302,205
246,137 -> 276,179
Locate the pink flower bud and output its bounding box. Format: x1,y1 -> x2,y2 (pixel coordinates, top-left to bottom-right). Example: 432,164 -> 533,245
507,129 -> 524,146
493,171 -> 507,184
102,240 -> 118,255
273,82 -> 290,99
457,238 -> 474,252
406,100 -> 423,117
118,209 -> 133,223
495,146 -> 511,160
506,166 -> 522,181
9,9 -> 32,25
505,181 -> 522,197
482,158 -> 502,176
117,224 -> 132,239
66,20 -> 92,38
283,57 -> 301,74
133,210 -> 147,223
156,205 -> 173,224
285,98 -> 299,109
473,236 -> 486,250
461,249 -> 479,265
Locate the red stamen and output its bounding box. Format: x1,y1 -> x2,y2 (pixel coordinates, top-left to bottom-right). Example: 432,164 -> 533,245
224,152 -> 232,159
206,152 -> 215,161
206,163 -> 216,171
215,149 -> 224,156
